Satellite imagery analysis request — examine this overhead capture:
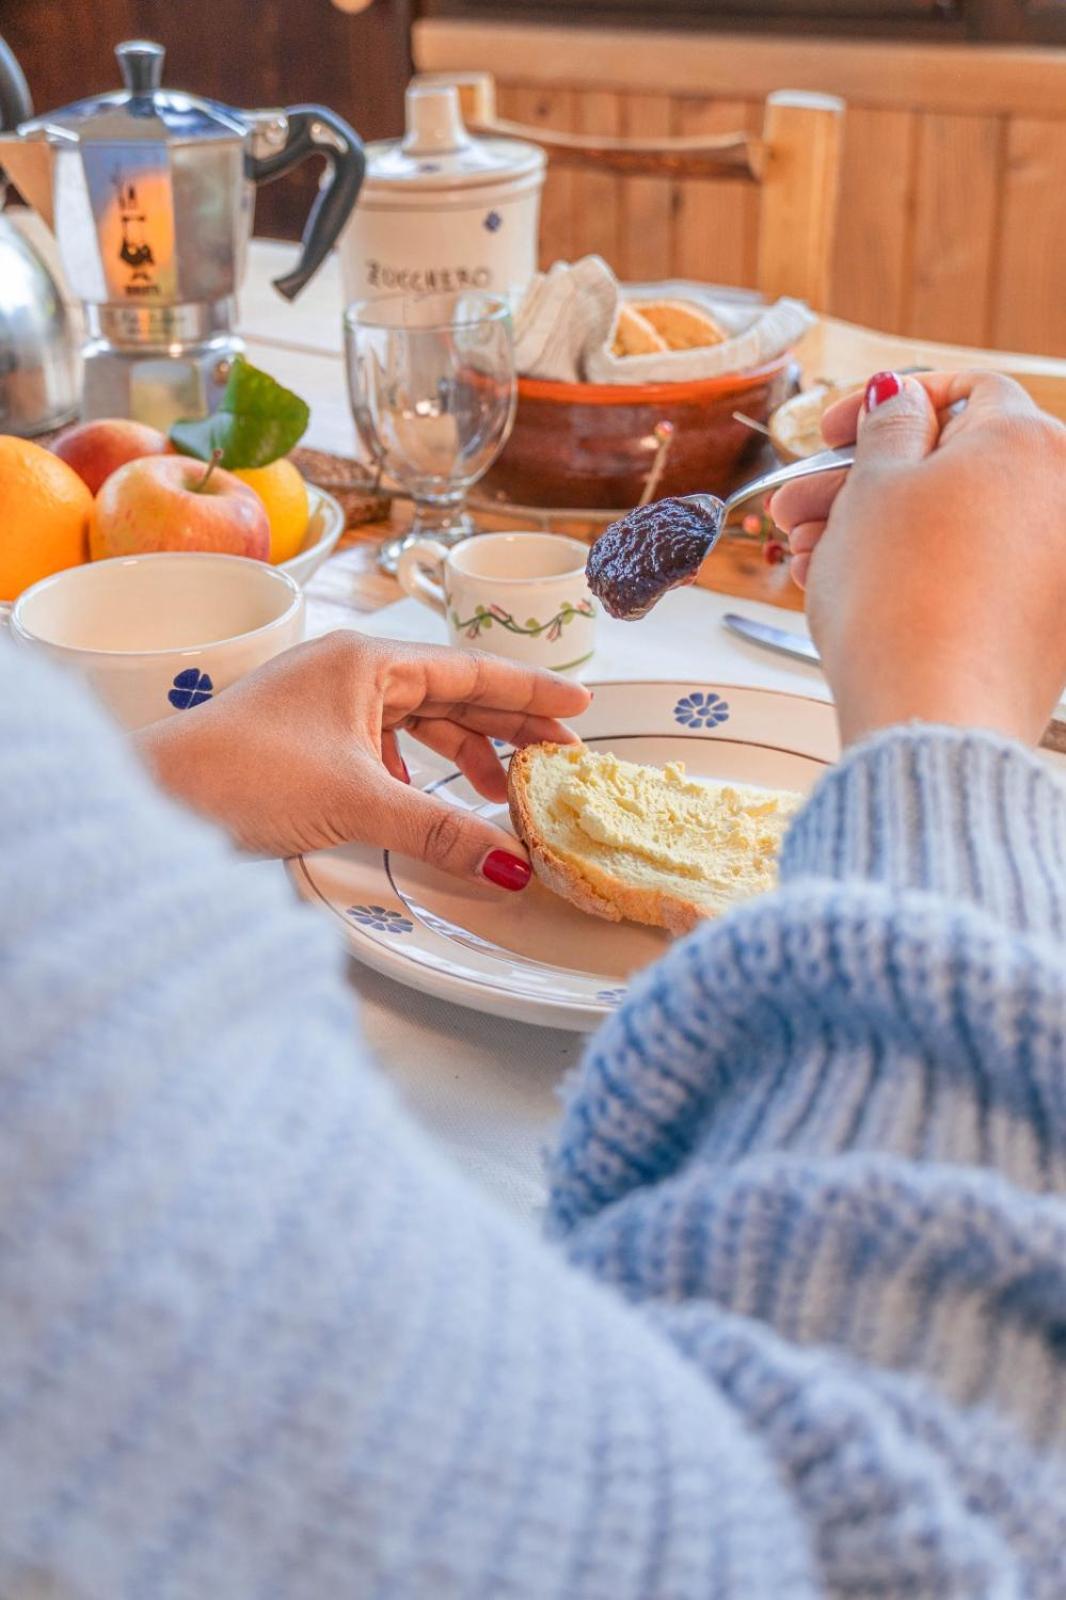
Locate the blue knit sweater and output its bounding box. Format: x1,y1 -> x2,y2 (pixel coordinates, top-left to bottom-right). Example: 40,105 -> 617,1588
0,641 -> 1063,1599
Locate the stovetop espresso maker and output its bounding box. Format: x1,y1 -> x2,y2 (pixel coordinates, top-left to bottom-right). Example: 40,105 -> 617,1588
0,39 -> 364,425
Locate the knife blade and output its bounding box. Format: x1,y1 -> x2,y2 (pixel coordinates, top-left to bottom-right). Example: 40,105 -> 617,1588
723,612 -> 821,665
722,612 -> 1066,756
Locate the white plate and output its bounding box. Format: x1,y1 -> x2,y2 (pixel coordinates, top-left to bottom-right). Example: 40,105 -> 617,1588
291,681 -> 842,1031
278,485 -> 345,587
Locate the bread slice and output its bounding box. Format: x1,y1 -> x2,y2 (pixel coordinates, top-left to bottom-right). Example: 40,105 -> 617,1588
638,299 -> 728,350
611,302 -> 669,358
508,743 -> 801,935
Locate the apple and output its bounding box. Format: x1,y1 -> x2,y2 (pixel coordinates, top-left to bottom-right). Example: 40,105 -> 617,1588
90,454 -> 270,563
52,418 -> 168,496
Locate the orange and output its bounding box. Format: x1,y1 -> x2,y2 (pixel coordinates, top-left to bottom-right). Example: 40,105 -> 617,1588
231,458 -> 309,565
0,435 -> 93,602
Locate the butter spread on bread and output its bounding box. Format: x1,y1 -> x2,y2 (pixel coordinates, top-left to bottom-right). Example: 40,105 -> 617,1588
508,743 -> 801,935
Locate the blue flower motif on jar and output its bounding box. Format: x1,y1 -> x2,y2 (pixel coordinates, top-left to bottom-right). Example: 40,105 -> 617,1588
483,209 -> 503,232
673,691 -> 730,730
168,668 -> 214,710
346,904 -> 414,935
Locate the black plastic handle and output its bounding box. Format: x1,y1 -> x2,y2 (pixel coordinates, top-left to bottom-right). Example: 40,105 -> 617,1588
0,35 -> 33,131
248,104 -> 365,302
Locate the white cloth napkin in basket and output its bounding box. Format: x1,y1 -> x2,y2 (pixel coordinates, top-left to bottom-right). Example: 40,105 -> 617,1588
513,255 -> 815,385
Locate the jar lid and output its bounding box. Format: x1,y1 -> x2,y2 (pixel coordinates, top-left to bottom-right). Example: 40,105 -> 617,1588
363,84 -> 544,192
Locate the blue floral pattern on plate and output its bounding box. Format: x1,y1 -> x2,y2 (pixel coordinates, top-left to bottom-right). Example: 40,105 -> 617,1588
346,904 -> 414,935
673,691 -> 730,729
168,668 -> 214,710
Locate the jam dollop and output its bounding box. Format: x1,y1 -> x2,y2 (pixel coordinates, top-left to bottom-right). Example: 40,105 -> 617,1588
586,496 -> 725,620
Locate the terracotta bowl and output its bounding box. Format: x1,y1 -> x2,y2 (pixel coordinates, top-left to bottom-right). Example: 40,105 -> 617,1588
482,355 -> 796,511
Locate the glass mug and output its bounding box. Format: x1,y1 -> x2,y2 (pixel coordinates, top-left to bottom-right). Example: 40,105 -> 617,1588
396,532 -> 596,675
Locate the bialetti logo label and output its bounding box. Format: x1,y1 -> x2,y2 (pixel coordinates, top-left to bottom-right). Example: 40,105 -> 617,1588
366,261 -> 492,293
114,172 -> 159,297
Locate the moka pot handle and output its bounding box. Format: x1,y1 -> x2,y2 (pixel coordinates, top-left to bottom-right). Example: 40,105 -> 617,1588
247,104 -> 365,302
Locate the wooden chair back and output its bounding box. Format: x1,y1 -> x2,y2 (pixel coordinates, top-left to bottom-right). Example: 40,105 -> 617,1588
413,72 -> 844,311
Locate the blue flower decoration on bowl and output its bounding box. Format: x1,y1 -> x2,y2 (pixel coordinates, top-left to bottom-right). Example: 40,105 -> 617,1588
347,903 -> 414,935
483,209 -> 503,232
673,691 -> 730,730
168,668 -> 214,710
596,986 -> 628,1005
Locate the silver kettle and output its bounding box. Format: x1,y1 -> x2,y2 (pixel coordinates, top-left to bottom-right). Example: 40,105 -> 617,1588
0,37 -> 78,437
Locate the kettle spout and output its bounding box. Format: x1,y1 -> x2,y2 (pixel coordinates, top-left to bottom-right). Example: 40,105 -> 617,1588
0,132 -> 56,230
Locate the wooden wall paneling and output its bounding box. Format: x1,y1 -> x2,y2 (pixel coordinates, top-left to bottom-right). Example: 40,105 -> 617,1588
414,20 -> 1066,119
993,118 -> 1066,356
617,94 -> 674,280
1,0 -> 138,117
569,90 -> 625,265
903,112 -> 1005,345
670,97 -> 762,288
495,83 -> 578,267
415,24 -> 1066,355
830,108 -> 917,332
756,90 -> 844,310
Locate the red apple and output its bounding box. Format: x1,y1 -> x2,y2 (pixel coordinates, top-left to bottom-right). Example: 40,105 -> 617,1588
90,455 -> 270,563
52,419 -> 169,496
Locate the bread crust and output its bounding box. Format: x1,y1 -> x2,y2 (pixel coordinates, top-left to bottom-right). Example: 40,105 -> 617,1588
611,302 -> 669,358
507,744 -> 709,936
639,298 -> 727,350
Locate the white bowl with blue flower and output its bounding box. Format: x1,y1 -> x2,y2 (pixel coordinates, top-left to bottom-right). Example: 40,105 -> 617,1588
9,551 -> 304,730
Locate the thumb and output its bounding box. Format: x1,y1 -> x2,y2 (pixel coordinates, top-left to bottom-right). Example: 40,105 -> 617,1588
856,371 -> 939,468
368,772 -> 533,891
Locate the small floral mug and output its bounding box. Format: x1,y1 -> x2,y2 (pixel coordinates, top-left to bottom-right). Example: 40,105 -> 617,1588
396,532 -> 596,674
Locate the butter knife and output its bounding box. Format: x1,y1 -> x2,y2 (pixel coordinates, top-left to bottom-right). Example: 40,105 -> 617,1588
723,612 -> 820,666
722,612 -> 1066,756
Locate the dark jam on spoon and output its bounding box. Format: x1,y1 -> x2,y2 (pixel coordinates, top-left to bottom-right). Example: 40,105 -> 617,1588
586,496 -> 725,620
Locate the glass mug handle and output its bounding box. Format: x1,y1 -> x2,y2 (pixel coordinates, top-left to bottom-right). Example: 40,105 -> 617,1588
395,540 -> 450,618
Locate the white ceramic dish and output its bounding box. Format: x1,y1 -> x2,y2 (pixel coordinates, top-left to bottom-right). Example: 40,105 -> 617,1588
291,680 -> 841,1031
279,485 -> 345,587
10,551 -> 304,730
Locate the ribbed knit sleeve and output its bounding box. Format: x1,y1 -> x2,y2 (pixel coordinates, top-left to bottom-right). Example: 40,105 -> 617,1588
547,727 -> 1066,1595
782,723 -> 1066,937
1,644 -> 1064,1600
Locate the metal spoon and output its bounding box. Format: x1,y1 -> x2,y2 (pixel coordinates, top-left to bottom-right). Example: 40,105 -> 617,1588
684,445 -> 856,529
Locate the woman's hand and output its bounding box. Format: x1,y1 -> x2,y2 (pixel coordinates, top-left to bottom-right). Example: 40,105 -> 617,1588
767,370 -> 1066,748
135,631 -> 590,886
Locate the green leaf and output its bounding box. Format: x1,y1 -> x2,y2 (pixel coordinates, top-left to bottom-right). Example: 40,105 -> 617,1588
169,356 -> 310,469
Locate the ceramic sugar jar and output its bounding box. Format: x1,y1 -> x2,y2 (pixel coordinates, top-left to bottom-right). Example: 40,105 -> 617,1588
337,82 -> 545,307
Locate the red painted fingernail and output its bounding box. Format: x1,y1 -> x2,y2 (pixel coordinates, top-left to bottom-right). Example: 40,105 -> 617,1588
481,850 -> 532,891
399,757 -> 411,784
864,371 -> 902,411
